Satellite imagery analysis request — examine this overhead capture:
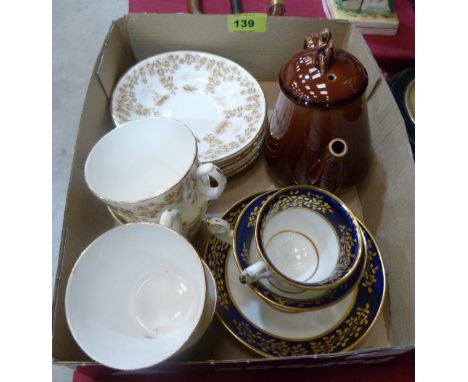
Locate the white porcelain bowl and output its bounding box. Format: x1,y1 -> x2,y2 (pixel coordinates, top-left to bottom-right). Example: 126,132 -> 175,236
65,223 -> 206,370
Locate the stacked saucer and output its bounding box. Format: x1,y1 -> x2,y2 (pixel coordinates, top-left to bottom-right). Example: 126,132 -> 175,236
203,186 -> 386,356
215,125 -> 266,177
111,51 -> 267,177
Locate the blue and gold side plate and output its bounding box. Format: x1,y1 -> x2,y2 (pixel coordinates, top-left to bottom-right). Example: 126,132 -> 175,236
205,193 -> 386,357
233,191 -> 367,312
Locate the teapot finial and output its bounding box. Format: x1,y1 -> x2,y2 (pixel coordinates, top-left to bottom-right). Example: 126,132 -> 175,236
304,28 -> 334,74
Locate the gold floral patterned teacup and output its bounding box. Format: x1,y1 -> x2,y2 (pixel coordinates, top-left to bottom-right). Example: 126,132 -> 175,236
85,117 -> 226,238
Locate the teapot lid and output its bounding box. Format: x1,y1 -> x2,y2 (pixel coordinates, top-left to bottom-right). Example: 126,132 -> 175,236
279,29 -> 368,108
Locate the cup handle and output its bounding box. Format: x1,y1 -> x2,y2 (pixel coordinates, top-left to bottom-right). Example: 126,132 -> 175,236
239,261 -> 272,284
197,163 -> 227,201
159,209 -> 182,234
204,216 -> 233,245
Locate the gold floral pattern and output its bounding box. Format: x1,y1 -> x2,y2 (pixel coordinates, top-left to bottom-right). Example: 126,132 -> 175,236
325,225 -> 358,283
112,52 -> 266,163
108,162 -> 204,237
247,205 -> 262,228
206,237 -> 231,310
361,237 -> 379,293
239,242 -> 250,265
112,181 -> 184,222
262,191 -> 335,227
309,304 -> 371,354
233,319 -> 310,357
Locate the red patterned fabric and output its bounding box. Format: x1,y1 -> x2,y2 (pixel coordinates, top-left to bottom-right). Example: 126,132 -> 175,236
128,0 -> 414,75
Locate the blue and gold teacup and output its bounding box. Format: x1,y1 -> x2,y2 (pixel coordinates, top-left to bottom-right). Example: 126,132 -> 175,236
205,186 -> 364,311
250,186 -> 362,292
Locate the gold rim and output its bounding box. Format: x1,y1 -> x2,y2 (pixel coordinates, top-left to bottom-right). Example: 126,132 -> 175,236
85,116 -> 198,206
254,185 -> 363,290
264,229 -> 320,283
268,277 -> 308,295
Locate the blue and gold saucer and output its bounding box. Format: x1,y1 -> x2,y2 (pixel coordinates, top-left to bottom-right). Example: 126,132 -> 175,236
205,193 -> 386,357
233,191 -> 367,312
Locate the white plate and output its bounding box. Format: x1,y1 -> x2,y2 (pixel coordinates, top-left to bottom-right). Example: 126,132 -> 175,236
111,51 -> 266,164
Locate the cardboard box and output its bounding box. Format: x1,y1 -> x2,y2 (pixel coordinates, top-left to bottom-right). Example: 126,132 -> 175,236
53,14 -> 414,375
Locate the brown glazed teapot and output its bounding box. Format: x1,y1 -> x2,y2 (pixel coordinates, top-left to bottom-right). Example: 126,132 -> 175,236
265,29 -> 371,192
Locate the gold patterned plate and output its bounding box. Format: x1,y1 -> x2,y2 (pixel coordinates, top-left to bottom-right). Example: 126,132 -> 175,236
111,51 -> 267,166
214,124 -> 265,168
211,118 -> 265,163
221,136 -> 265,177
205,193 -> 386,357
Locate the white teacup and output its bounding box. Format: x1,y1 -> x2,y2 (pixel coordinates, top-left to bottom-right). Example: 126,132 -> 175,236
65,222 -> 216,370
85,117 -> 226,238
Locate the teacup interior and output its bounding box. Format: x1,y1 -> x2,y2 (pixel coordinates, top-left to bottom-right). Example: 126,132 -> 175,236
261,208 -> 339,283
131,272 -> 196,339
85,117 -> 196,202
65,223 -> 205,370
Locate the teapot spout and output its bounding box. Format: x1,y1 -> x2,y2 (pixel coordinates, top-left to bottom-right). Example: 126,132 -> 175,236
307,138 -> 348,192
